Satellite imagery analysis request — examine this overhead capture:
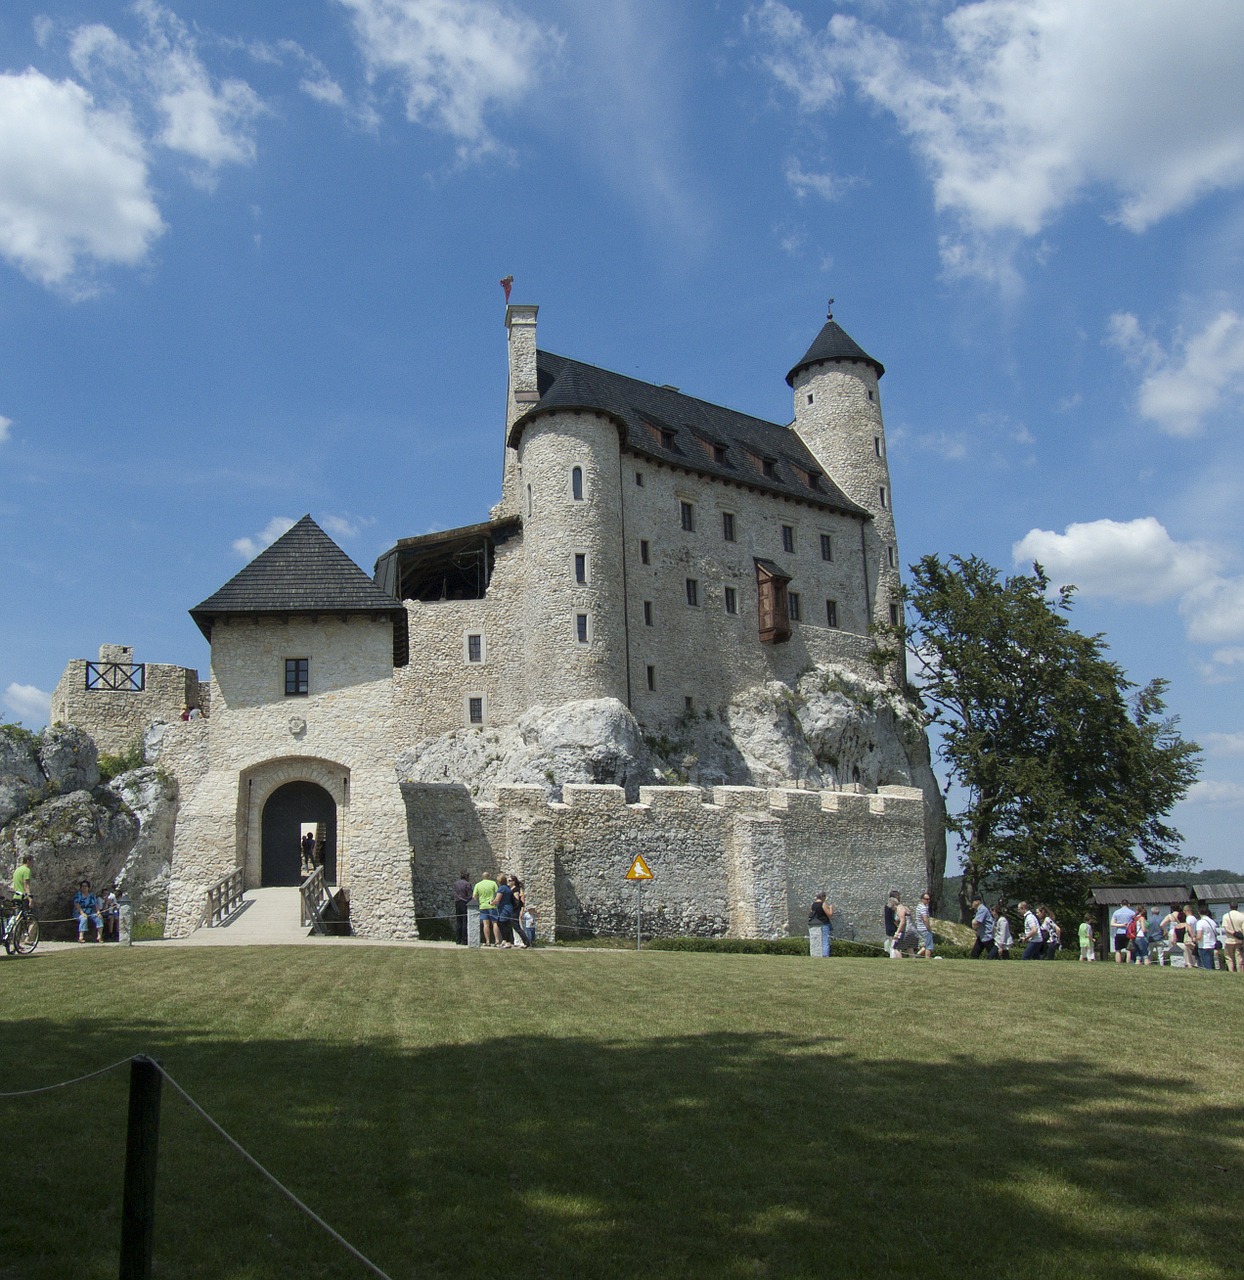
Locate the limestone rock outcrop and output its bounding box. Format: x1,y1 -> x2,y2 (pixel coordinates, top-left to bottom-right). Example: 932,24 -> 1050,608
109,768 -> 179,924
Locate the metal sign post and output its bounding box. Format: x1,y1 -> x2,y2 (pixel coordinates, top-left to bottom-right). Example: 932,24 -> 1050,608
625,855 -> 653,950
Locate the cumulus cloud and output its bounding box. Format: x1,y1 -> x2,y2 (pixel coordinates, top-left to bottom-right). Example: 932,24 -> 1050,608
335,0 -> 555,157
321,514 -> 361,539
3,682 -> 51,726
0,415 -> 11,443
749,0 -> 1244,278
70,1 -> 265,180
232,515 -> 296,558
1184,779 -> 1244,806
785,160 -> 856,202
1013,516 -> 1244,667
1108,309 -> 1244,436
1202,731 -> 1244,756
1013,517 -> 1219,604
0,69 -> 163,289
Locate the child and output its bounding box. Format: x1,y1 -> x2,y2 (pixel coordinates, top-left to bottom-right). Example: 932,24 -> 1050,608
1078,914 -> 1095,962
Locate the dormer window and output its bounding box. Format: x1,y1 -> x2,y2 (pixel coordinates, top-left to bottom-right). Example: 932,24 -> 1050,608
762,458 -> 777,479
713,444 -> 728,465
661,429 -> 676,450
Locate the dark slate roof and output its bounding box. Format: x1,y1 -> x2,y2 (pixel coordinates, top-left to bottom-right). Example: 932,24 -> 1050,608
190,515 -> 405,641
1090,885 -> 1192,907
786,318 -> 884,386
1192,883 -> 1244,902
509,351 -> 868,517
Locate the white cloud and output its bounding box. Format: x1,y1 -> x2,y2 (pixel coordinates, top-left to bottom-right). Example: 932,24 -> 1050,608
70,1 -> 265,178
232,516 -> 296,558
785,160 -> 856,202
3,682 -> 51,726
1203,731 -> 1244,756
0,69 -> 163,289
1108,309 -> 1244,436
1012,517 -> 1219,604
1185,779 -> 1244,806
1180,576 -> 1244,646
0,416 -> 10,443
335,0 -> 555,157
321,514 -> 360,539
749,0 -> 1244,277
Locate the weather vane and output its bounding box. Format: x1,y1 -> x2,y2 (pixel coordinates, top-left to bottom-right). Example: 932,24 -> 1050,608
500,275 -> 513,304
827,297 -> 835,319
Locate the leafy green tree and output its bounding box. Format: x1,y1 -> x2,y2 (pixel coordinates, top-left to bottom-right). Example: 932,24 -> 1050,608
877,555 -> 1201,923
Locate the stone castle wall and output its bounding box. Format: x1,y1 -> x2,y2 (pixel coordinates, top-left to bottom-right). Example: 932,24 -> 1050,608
405,780 -> 926,943
52,645 -> 202,755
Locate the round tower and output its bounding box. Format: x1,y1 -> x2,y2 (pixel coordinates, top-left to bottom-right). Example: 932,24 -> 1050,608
787,307 -> 903,643
510,395 -> 630,708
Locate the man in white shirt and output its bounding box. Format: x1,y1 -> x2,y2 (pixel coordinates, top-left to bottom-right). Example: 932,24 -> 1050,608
1195,910 -> 1219,970
1110,902 -> 1136,964
1019,901 -> 1044,960
1220,901 -> 1244,973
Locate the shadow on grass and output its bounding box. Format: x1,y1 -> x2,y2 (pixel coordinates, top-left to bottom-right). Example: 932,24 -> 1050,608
3,1015 -> 1241,1280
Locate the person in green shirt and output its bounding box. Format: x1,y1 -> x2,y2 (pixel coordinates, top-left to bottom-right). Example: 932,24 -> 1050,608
1078,914 -> 1095,962
473,874 -> 500,947
12,855 -> 32,902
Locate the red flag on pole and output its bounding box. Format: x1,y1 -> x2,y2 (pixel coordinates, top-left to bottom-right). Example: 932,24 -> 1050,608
500,275 -> 513,303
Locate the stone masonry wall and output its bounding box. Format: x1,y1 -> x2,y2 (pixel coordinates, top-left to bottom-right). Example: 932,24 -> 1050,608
52,648 -> 202,755
402,779 -> 926,943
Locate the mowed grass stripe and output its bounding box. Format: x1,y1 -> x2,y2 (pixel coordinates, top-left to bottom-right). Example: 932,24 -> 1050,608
2,947 -> 1240,1279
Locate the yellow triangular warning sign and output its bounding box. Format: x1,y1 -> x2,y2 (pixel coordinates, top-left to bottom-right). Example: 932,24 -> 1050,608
625,854 -> 654,880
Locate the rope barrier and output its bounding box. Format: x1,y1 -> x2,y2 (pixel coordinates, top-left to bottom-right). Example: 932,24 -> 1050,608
0,1056 -> 394,1279
154,1062 -> 394,1280
0,1056 -> 131,1099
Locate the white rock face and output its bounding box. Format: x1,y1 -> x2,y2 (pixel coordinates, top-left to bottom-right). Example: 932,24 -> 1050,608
397,698 -> 659,801
0,728 -> 45,828
109,768 -> 178,924
36,725 -> 100,794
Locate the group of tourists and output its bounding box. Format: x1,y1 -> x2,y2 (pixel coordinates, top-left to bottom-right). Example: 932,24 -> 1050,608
1106,900 -> 1244,970
452,871 -> 537,948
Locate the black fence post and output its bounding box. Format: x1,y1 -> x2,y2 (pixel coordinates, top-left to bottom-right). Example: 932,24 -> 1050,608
119,1055 -> 162,1279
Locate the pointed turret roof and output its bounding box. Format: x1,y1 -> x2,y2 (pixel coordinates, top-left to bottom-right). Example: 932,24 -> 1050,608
190,515 -> 404,641
786,315 -> 884,386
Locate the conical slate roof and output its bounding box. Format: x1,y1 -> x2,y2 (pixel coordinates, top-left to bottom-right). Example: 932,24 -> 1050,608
786,317 -> 884,386
190,515 -> 404,641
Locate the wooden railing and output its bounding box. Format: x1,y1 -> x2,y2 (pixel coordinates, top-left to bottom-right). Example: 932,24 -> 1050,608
300,867 -> 327,931
206,869 -> 245,927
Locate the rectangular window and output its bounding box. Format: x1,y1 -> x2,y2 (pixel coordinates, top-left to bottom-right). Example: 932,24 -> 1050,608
468,696 -> 484,725
889,603 -> 900,627
826,600 -> 838,628
724,587 -> 737,615
789,591 -> 801,621
762,458 -> 776,478
879,487 -> 887,509
646,664 -> 656,692
575,553 -> 587,584
874,436 -> 882,457
685,578 -> 699,607
640,539 -> 650,565
644,600 -> 653,626
635,471 -> 644,487
284,658 -> 309,697
722,511 -> 736,542
680,501 -> 695,532
887,545 -> 896,569
820,533 -> 833,562
782,524 -> 795,553
466,634 -> 482,663
576,614 -> 589,644
685,696 -> 694,713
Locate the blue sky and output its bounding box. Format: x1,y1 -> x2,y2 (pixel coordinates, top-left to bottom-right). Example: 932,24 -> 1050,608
3,0 -> 1244,874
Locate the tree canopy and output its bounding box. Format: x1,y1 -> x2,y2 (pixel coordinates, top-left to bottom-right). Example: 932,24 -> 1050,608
878,554 -> 1202,923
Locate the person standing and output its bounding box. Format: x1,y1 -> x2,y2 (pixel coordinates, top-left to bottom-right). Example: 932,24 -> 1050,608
473,872 -> 500,947
915,892 -> 935,958
1041,907 -> 1061,959
1128,907 -> 1151,965
452,870 -> 472,946
1109,901 -> 1136,964
889,895 -> 912,959
301,832 -> 316,875
970,897 -> 996,959
1078,914 -> 1096,962
808,893 -> 834,957
883,892 -> 900,957
11,855 -> 32,904
994,904 -> 1013,959
495,874 -> 517,948
1182,906 -> 1201,969
1196,908 -> 1219,970
1220,901 -> 1244,973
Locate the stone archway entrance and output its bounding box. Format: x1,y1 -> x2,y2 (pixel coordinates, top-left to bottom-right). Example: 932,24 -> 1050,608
261,780 -> 338,886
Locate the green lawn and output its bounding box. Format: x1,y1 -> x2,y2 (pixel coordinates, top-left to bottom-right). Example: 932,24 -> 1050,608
2,946 -> 1241,1279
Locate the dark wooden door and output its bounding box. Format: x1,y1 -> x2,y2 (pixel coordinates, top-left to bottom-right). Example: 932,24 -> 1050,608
261,781 -> 337,885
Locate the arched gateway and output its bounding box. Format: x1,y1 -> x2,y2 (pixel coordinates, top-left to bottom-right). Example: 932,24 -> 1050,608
261,780 -> 337,885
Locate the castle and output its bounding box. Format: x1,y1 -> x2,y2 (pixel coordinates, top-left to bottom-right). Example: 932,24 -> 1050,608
52,302 -> 937,941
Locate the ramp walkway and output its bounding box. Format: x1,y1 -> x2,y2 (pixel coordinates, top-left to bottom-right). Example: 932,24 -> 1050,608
170,887 -> 314,946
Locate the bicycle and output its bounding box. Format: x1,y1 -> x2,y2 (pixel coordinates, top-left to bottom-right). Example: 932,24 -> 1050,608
1,896 -> 39,956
